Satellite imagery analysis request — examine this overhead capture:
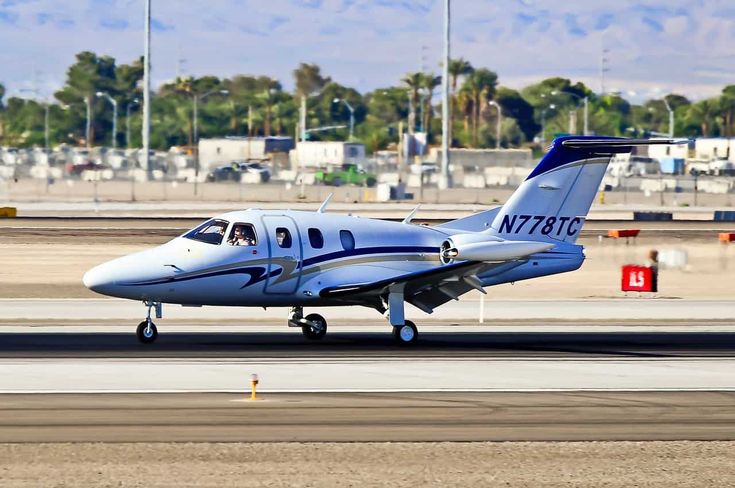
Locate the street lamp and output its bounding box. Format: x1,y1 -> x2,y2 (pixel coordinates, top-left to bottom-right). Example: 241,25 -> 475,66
662,98 -> 674,138
333,98 -> 355,141
83,96 -> 92,149
488,100 -> 502,149
541,104 -> 556,144
96,91 -> 118,149
193,88 -> 229,195
126,98 -> 140,149
550,90 -> 589,135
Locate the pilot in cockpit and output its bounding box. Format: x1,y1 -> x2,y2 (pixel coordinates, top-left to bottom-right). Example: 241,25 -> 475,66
228,225 -> 253,246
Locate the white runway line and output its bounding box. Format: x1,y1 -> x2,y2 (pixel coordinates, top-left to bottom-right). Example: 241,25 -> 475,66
1,358 -> 734,393
2,298 -> 735,321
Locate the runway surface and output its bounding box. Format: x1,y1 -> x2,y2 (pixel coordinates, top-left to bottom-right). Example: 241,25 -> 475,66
2,391 -> 735,442
1,324 -> 735,393
1,324 -> 735,359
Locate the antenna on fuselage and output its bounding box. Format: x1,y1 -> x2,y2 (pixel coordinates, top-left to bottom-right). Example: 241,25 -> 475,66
402,204 -> 421,224
317,193 -> 334,213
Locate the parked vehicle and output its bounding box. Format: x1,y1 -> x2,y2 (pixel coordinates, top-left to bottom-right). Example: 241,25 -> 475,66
315,163 -> 377,187
206,164 -> 241,182
206,160 -> 272,183
235,160 -> 271,182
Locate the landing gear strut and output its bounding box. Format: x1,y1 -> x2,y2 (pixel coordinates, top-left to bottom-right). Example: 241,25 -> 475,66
385,286 -> 419,345
137,301 -> 161,344
288,307 -> 327,340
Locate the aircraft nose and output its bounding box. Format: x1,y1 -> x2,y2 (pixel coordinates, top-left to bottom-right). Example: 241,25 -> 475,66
83,263 -> 116,295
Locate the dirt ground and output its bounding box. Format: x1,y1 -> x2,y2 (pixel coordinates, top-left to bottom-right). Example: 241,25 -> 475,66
2,441 -> 733,487
2,230 -> 734,299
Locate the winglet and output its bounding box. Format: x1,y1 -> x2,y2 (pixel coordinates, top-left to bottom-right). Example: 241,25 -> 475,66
402,204 -> 421,224
317,193 -> 334,213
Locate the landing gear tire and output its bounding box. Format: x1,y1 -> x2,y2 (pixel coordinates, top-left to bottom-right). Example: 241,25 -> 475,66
136,320 -> 158,344
393,320 -> 418,345
302,313 -> 327,340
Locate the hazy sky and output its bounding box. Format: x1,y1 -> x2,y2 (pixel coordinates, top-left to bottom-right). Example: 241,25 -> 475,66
2,0 -> 734,102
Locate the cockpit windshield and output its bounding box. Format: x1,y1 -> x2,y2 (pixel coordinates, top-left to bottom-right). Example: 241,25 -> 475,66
184,219 -> 229,245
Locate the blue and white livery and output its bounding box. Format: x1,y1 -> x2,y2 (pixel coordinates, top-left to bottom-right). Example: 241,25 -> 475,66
83,136 -> 684,344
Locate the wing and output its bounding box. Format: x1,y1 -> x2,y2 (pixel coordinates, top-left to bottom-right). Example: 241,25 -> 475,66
319,260 -> 522,314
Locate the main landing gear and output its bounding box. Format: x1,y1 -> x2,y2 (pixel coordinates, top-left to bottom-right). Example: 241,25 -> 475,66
392,320 -> 418,345
137,301 -> 161,344
288,307 -> 327,340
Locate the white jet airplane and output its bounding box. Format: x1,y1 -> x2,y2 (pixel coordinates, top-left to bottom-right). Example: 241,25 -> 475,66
83,136 -> 684,344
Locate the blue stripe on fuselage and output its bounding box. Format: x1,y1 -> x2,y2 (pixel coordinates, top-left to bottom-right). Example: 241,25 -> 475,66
119,245 -> 438,288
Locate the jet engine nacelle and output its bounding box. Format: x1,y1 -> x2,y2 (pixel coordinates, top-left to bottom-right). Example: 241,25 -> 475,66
441,233 -> 554,263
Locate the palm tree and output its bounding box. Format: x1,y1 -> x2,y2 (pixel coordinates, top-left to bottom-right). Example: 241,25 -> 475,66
460,69 -> 498,146
402,72 -> 423,134
257,77 -> 281,136
419,73 -> 441,137
448,58 -> 473,146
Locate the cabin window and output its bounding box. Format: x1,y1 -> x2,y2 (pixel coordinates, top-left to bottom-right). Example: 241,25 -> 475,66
227,223 -> 257,246
184,219 -> 229,245
340,230 -> 355,251
275,227 -> 292,248
308,228 -> 324,249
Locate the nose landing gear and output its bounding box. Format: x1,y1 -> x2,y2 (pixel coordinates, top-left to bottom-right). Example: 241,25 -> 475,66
137,301 -> 161,344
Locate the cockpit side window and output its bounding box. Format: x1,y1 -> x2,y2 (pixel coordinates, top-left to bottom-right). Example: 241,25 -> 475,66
184,219 -> 229,245
275,227 -> 292,248
227,223 -> 258,246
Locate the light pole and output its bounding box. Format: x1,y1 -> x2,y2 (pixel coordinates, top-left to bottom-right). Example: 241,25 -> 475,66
126,98 -> 140,149
126,98 -> 140,202
541,104 -> 556,144
550,90 -> 589,135
488,100 -> 502,149
96,91 -> 118,149
662,98 -> 674,138
439,0 -> 451,189
83,96 -> 91,149
193,88 -> 229,195
332,98 -> 355,140
41,103 -> 49,156
142,0 -> 151,180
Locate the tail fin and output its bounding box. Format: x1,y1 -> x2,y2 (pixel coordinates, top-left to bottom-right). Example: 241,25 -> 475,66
489,136 -> 685,244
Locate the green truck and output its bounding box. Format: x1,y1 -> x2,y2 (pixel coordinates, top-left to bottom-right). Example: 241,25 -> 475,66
314,164 -> 377,187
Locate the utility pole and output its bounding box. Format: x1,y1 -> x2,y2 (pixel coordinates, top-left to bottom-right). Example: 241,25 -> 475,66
142,0 -> 152,180
439,0 -> 451,189
583,96 -> 589,135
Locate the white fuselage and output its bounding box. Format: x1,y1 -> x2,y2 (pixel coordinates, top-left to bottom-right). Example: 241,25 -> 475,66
83,209 -> 585,308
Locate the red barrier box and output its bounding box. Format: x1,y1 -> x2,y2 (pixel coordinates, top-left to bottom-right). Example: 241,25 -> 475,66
719,233 -> 735,243
608,229 -> 640,239
621,265 -> 657,292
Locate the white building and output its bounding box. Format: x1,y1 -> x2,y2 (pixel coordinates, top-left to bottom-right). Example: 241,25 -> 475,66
694,138 -> 733,160
292,141 -> 366,169
647,139 -> 689,160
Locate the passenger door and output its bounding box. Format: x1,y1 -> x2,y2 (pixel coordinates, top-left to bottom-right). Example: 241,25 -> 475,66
262,215 -> 302,294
